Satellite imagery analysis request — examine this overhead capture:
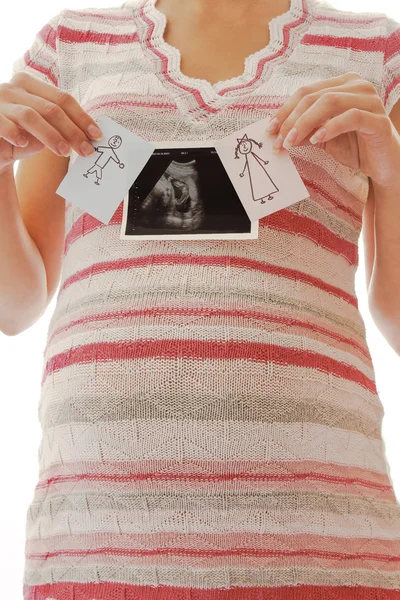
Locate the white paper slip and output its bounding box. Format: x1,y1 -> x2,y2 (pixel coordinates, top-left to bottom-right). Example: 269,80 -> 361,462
214,116 -> 310,222
56,115 -> 155,224
120,141 -> 259,241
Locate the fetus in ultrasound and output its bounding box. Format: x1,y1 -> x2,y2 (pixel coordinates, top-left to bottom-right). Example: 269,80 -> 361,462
136,159 -> 205,231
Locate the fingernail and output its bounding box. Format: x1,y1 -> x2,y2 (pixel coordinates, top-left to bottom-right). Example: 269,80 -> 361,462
265,117 -> 279,133
80,140 -> 95,156
57,141 -> 71,156
310,127 -> 326,144
87,123 -> 103,140
16,135 -> 28,147
283,127 -> 297,150
272,133 -> 284,151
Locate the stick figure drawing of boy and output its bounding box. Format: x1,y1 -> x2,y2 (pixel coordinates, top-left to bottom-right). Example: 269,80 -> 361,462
234,133 -> 279,204
83,134 -> 125,185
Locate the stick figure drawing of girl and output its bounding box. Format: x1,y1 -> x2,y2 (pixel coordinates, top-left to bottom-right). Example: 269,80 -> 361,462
235,133 -> 279,204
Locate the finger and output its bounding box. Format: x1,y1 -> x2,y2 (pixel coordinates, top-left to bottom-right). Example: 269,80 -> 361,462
308,108 -> 388,145
0,112 -> 29,146
279,90 -> 385,150
10,72 -> 103,141
265,72 -> 363,135
11,88 -> 98,157
3,103 -> 83,157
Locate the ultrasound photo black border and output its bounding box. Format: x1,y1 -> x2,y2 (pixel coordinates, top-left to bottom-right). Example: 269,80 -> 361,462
119,140 -> 259,241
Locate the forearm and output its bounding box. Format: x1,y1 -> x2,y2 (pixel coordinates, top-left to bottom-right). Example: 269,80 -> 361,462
367,177 -> 400,354
0,166 -> 48,336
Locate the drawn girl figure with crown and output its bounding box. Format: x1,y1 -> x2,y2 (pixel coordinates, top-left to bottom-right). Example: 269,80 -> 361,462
234,133 -> 279,204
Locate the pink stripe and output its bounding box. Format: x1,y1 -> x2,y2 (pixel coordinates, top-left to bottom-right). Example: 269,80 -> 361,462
385,74 -> 400,107
58,24 -> 140,45
139,2 -> 219,115
59,253 -> 358,308
33,474 -> 395,502
303,178 -> 362,223
261,209 -> 358,265
46,307 -> 369,360
38,23 -> 57,51
311,13 -> 382,26
36,459 -> 395,501
229,101 -> 285,110
42,339 -> 376,392
38,459 -> 392,486
27,544 -> 400,563
301,33 -> 386,52
87,98 -> 177,111
37,470 -> 392,494
24,51 -> 58,86
22,582 -> 400,600
218,0 -> 310,96
35,473 -> 395,502
385,25 -> 400,62
383,25 -> 400,107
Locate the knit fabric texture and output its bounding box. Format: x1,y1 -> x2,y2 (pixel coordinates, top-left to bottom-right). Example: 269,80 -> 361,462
11,0 -> 400,597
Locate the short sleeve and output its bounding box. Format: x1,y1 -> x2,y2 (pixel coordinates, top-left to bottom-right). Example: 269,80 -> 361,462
381,15 -> 400,115
11,11 -> 63,88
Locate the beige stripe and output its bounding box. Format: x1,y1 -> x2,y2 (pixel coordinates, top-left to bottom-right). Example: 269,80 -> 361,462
36,418 -> 389,474
23,563 -> 400,589
55,263 -> 362,339
40,355 -> 383,429
42,392 -> 381,439
26,501 -> 400,541
52,283 -> 365,342
28,490 -> 400,523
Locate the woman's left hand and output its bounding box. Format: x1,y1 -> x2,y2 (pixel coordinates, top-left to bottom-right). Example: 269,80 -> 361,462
266,71 -> 400,188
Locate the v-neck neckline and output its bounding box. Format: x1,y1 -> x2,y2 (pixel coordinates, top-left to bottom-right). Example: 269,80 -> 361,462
126,0 -> 316,121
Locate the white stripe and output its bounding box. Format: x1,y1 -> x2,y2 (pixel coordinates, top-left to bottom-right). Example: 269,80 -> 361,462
39,356 -> 384,426
25,503 -> 400,540
37,418 -> 388,473
23,563 -> 400,589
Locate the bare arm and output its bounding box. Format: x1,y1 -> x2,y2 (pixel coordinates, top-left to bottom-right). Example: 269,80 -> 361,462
0,72 -> 104,336
362,101 -> 400,356
362,178 -> 375,293
0,149 -> 69,336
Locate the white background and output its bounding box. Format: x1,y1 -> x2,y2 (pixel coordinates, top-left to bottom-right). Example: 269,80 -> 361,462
0,0 -> 399,596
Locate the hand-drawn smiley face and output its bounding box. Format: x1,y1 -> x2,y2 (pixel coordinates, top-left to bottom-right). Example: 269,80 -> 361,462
109,135 -> 122,149
238,139 -> 252,154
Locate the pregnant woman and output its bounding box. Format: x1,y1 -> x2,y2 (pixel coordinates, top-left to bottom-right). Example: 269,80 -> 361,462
2,0 -> 400,598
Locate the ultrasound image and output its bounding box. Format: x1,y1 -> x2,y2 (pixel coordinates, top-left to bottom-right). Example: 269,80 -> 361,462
122,147 -> 253,238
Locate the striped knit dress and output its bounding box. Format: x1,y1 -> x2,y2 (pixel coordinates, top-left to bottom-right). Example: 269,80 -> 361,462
11,0 -> 400,597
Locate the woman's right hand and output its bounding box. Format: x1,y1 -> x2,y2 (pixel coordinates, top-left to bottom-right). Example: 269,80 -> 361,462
0,71 -> 103,171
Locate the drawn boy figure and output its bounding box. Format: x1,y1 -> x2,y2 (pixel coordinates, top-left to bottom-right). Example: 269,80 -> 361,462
83,134 -> 125,185
234,133 -> 279,204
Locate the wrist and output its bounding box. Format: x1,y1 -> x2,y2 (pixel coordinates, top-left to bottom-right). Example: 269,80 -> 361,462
371,175 -> 400,199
